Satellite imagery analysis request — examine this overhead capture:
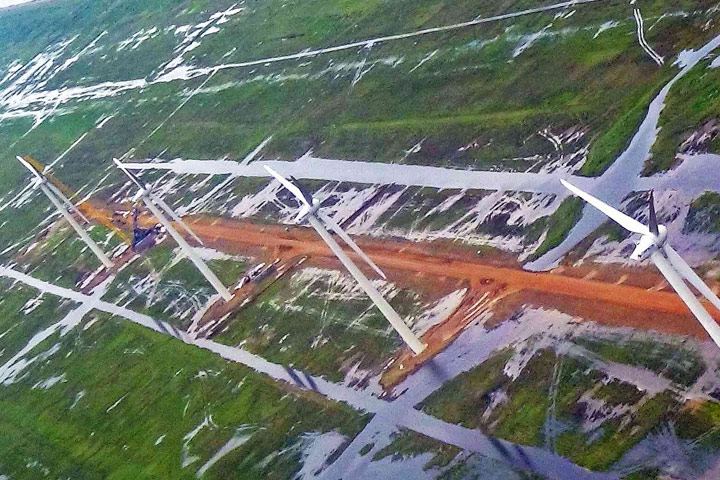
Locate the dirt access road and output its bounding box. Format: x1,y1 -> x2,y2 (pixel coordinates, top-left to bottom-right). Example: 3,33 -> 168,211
95,207 -> 720,387
181,216 -> 718,316
99,205 -> 720,339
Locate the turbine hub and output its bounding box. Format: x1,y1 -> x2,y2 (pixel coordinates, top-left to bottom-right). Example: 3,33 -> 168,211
653,224 -> 668,247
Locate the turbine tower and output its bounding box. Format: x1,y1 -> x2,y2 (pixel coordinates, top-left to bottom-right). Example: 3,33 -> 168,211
114,159 -> 232,302
561,180 -> 720,349
264,165 -> 426,355
16,156 -> 114,269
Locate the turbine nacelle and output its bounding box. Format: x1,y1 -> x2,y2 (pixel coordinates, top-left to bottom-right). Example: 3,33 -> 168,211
561,179 -> 720,351
112,158 -> 205,246
295,198 -> 321,224
263,165 -> 425,354
629,190 -> 667,261
264,165 -> 388,281
630,224 -> 668,261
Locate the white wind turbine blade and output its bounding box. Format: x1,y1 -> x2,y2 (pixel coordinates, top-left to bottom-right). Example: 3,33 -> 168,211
265,164 -> 423,352
664,244 -> 720,314
294,204 -> 312,224
44,181 -> 91,225
151,193 -> 204,245
266,165 -> 386,278
16,156 -> 44,183
142,196 -> 232,301
264,166 -> 312,207
651,251 -> 720,349
131,189 -> 144,203
307,215 -> 425,354
17,156 -> 91,224
317,210 -> 387,279
561,180 -> 649,235
114,158 -> 146,191
39,183 -> 114,269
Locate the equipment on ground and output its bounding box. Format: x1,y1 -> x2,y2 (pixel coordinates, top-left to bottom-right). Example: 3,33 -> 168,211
114,159 -> 232,302
131,206 -> 162,253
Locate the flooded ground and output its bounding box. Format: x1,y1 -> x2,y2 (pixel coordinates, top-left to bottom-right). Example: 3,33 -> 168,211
3,0 -> 720,478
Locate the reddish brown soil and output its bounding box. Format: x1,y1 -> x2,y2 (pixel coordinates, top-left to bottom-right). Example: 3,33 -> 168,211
94,205 -> 720,327
179,216 -> 719,317
193,255 -> 308,338
87,205 -> 720,389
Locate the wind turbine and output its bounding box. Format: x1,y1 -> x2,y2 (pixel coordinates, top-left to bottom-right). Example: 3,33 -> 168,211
114,158 -> 233,302
264,165 -> 426,355
561,180 -> 720,349
16,156 -> 114,269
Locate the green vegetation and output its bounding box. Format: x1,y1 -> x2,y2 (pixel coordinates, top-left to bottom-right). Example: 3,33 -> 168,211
101,242 -> 246,329
0,0 -> 715,278
576,336 -> 707,387
490,350 -> 557,446
359,442 -> 374,456
373,186 -> 500,236
434,450 -> 550,479
674,400 -> 720,448
596,220 -> 631,244
527,197 -> 584,261
622,469 -> 660,480
422,349 -> 579,447
549,356 -> 605,422
555,392 -> 680,471
684,191 -> 720,234
0,310 -> 369,479
215,267 -> 425,382
420,349 -> 513,429
3,0 -> 720,477
580,78 -> 671,176
0,0 -> 714,230
419,342 -> 712,472
372,429 -> 461,470
17,223 -> 124,290
595,381 -> 644,407
0,278 -> 77,362
650,61 -> 720,174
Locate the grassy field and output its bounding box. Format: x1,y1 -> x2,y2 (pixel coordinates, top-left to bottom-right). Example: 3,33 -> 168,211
650,61 -> 720,174
0,309 -> 369,479
675,400 -> 720,449
419,350 -> 514,430
420,349 -> 566,447
215,266 -> 426,382
0,277 -> 77,363
684,192 -> 720,234
0,0 -> 716,268
14,222 -> 125,289
369,428 -> 547,479
0,0 -> 717,186
100,241 -> 247,329
419,339 -> 719,473
526,196 -> 584,261
372,429 -> 461,470
3,0 -> 720,477
555,391 -> 680,471
575,335 -> 707,388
